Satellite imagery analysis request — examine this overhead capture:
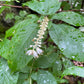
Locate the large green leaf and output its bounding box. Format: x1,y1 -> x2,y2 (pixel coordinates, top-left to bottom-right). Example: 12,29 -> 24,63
34,56 -> 52,68
23,0 -> 61,15
20,65 -> 31,73
51,11 -> 84,26
0,39 -> 10,59
17,73 -> 29,84
0,58 -> 19,84
49,23 -> 84,62
6,14 -> 38,38
34,53 -> 59,68
5,19 -> 29,37
37,70 -> 57,84
5,23 -> 39,71
62,66 -> 84,78
34,45 -> 62,69
1,17 -> 37,59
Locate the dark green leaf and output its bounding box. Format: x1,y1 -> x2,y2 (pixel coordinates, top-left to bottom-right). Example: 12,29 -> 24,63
49,23 -> 84,62
5,13 -> 14,20
31,72 -> 37,81
62,57 -> 74,70
61,2 -> 70,10
20,65 -> 31,73
34,56 -> 52,68
6,14 -> 38,38
37,70 -> 57,84
56,77 -> 68,84
6,23 -> 38,71
23,0 -> 61,15
62,66 -> 84,77
51,12 -> 84,26
0,39 -> 10,59
34,52 -> 58,68
17,73 -> 30,84
52,59 -> 62,76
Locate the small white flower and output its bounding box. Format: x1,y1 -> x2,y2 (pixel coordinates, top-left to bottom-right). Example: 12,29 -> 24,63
45,22 -> 48,24
30,45 -> 33,47
40,25 -> 42,27
44,25 -> 48,28
26,50 -> 38,58
26,50 -> 33,55
37,34 -> 40,36
38,42 -> 41,45
43,28 -> 46,31
40,36 -> 44,39
33,38 -> 37,40
33,50 -> 38,58
36,47 -> 43,55
34,41 -> 41,44
37,45 -> 41,47
38,30 -> 41,34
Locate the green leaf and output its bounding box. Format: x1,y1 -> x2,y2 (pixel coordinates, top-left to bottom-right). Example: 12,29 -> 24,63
19,11 -> 27,17
31,72 -> 37,81
0,39 -> 10,59
62,57 -> 74,70
61,2 -> 70,10
62,66 -> 84,78
34,44 -> 62,68
23,0 -> 61,15
5,19 -> 29,37
51,12 -> 84,26
49,23 -> 84,62
17,73 -> 29,84
9,24 -> 38,71
34,56 -> 52,68
37,70 -> 57,84
5,13 -> 14,20
0,58 -> 19,84
56,77 -> 68,84
0,6 -> 6,14
34,52 -> 58,68
5,23 -> 39,71
20,65 -> 31,73
6,14 -> 38,38
52,59 -> 62,76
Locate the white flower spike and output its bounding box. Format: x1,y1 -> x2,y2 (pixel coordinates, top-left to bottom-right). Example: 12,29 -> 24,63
26,16 -> 49,58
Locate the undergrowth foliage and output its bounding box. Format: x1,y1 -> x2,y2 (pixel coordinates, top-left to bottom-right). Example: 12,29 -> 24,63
0,0 -> 84,84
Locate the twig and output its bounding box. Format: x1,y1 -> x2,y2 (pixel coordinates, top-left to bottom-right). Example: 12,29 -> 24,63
0,3 -> 84,12
0,3 -> 29,9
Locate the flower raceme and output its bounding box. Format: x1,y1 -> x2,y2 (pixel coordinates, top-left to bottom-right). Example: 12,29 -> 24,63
26,16 -> 49,58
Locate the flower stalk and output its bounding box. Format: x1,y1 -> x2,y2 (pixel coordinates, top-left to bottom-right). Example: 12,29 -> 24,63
26,16 -> 49,58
